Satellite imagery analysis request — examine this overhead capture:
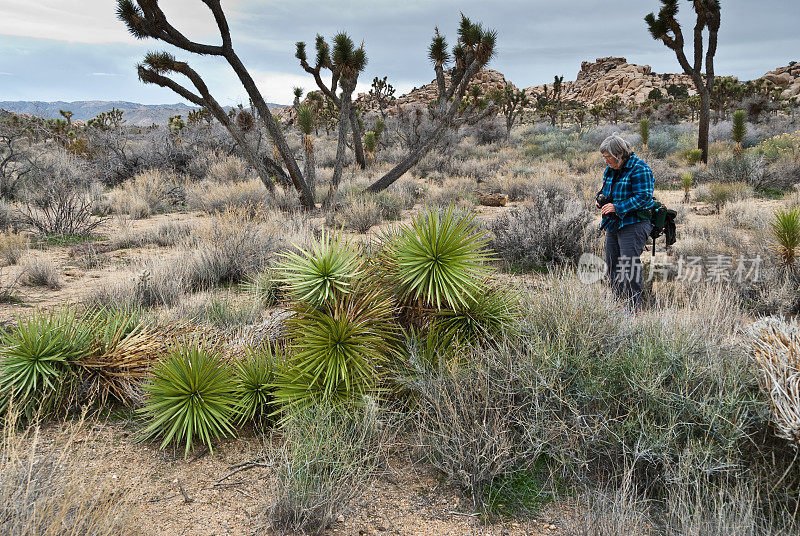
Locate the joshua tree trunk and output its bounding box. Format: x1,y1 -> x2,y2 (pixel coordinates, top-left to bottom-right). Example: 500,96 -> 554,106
349,107 -> 366,169
698,86 -> 711,163
303,135 -> 316,197
324,83 -> 354,207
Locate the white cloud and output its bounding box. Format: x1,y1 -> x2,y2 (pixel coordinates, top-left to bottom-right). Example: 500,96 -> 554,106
0,0 -> 248,44
0,72 -> 12,75
92,72 -> 123,77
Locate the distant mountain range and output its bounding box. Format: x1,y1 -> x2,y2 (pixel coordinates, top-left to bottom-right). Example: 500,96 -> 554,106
0,100 -> 287,127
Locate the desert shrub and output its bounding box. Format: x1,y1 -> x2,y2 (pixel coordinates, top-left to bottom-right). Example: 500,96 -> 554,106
184,208 -> 279,290
513,275 -> 766,492
685,148 -> 703,165
233,345 -> 277,426
328,197 -> 383,233
560,475 -> 651,536
526,130 -> 593,160
470,116 -> 506,145
112,168 -> 184,218
0,200 -> 15,232
427,184 -> 477,210
111,220 -> 195,250
373,190 -> 408,221
0,413 -> 133,536
16,154 -> 101,236
206,154 -> 250,183
242,267 -> 283,309
697,153 -> 771,190
187,177 -> 268,214
721,200 -> 771,230
753,131 -> 800,163
266,402 -> 383,535
0,310 -> 93,418
695,181 -> 752,212
430,284 -> 519,349
489,182 -> 590,270
0,231 -> 28,265
405,348 -> 540,508
139,343 -> 237,456
106,261 -> 188,309
647,157 -> 683,188
647,129 -> 680,158
189,293 -> 259,330
20,257 -> 62,290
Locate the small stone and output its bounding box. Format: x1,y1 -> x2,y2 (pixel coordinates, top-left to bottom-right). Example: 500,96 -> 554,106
337,515 -> 344,523
376,526 -> 388,532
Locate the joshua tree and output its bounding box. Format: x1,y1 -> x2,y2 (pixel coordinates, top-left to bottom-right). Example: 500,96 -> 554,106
296,34 -> 367,171
731,109 -> 746,155
368,76 -> 396,119
297,106 -> 316,195
604,96 -> 624,124
646,0 -> 720,163
296,33 -> 367,205
366,17 -> 498,193
639,118 -> 650,152
116,0 -> 315,208
535,75 -> 564,127
59,110 -> 73,127
491,83 -> 530,139
292,87 -> 304,108
589,104 -> 604,126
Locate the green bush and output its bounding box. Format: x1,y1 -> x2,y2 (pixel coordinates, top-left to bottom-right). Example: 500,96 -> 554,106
233,346 -> 276,426
384,205 -> 490,309
139,343 -> 237,456
0,310 -> 92,418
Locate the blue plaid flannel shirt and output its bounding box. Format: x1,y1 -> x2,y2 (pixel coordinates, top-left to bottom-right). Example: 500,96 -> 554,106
599,152 -> 655,231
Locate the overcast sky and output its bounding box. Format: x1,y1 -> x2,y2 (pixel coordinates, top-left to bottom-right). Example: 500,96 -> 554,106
0,0 -> 798,106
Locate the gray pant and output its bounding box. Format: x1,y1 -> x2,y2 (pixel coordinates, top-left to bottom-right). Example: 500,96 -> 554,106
605,220 -> 652,309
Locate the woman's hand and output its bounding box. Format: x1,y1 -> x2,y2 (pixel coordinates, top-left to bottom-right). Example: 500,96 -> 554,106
600,203 -> 617,215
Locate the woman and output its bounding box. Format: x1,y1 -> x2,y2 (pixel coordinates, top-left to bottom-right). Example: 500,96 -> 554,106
596,134 -> 654,310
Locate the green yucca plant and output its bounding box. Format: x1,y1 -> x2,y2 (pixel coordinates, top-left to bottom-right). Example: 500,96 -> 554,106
732,109 -> 747,155
139,343 -> 237,457
233,346 -> 277,425
770,207 -> 800,268
242,268 -> 283,308
639,118 -> 650,151
273,283 -> 396,414
276,231 -> 362,308
430,284 -> 519,349
681,172 -> 693,203
0,310 -> 92,418
386,205 -> 491,310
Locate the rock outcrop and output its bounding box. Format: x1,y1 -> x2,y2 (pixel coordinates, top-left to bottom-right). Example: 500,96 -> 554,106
761,63 -> 800,100
525,56 -> 696,106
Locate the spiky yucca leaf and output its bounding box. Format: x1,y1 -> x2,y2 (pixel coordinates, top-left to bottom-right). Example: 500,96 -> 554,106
431,283 -> 519,349
295,41 -> 308,62
387,206 -> 491,310
314,34 -> 330,69
276,231 -> 362,307
233,346 -> 277,425
272,283 -> 396,414
143,51 -> 177,73
771,207 -> 800,268
139,344 -> 237,457
0,310 -> 92,418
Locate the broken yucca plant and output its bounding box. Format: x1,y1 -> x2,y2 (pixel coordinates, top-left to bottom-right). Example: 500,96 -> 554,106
749,317 -> 800,445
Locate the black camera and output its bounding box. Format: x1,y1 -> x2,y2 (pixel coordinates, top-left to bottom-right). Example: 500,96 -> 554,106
596,193 -> 609,208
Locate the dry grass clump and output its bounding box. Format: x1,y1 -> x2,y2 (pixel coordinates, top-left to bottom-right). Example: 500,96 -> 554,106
0,412 -> 134,536
206,154 -> 251,183
187,177 -> 269,214
21,256 -> 62,290
721,200 -> 771,230
111,168 -> 184,219
111,219 -> 195,250
326,197 -> 383,233
0,231 -> 28,265
265,402 -> 385,535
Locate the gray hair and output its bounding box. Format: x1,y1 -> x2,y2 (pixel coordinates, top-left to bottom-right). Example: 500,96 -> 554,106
599,134 -> 633,162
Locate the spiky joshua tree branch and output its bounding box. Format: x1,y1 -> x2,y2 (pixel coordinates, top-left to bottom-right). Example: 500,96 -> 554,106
116,0 -> 315,208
